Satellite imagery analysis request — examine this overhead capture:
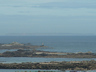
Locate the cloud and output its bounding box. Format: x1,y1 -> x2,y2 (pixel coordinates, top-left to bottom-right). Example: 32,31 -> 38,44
0,0 -> 96,16
1,0 -> 96,9
34,2 -> 96,9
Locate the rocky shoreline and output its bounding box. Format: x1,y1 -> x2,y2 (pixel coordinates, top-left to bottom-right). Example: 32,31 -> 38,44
0,49 -> 96,58
0,42 -> 96,70
0,42 -> 46,49
0,42 -> 96,58
0,60 -> 96,70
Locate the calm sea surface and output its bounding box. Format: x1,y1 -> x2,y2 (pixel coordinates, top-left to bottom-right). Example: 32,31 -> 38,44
0,69 -> 95,72
0,36 -> 96,53
0,36 -> 96,72
0,36 -> 96,62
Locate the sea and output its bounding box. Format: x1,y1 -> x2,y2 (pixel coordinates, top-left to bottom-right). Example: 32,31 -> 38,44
0,36 -> 96,53
0,36 -> 96,72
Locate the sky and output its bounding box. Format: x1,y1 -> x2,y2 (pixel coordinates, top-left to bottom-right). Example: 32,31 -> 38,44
0,0 -> 96,36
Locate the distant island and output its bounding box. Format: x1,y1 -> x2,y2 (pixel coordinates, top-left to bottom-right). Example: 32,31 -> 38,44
0,49 -> 96,58
0,42 -> 95,58
0,42 -> 46,49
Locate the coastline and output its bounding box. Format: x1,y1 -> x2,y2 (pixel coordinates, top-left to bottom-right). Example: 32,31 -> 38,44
0,60 -> 96,70
0,49 -> 96,58
0,42 -> 96,70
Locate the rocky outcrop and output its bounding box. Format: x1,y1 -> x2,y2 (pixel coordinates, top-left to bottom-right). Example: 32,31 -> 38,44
0,49 -> 96,58
0,60 -> 96,70
0,42 -> 45,49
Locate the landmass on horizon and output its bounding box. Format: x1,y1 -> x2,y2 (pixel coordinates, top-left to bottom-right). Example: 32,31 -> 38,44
3,33 -> 96,36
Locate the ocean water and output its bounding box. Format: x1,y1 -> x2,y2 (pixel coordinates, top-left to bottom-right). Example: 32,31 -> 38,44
0,36 -> 96,53
0,57 -> 96,63
0,36 -> 96,62
0,36 -> 96,72
0,69 -> 95,72
0,69 -> 61,72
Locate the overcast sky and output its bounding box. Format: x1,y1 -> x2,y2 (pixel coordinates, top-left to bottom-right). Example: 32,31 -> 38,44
0,0 -> 96,36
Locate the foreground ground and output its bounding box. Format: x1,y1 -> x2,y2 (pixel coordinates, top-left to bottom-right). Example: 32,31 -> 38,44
0,60 -> 96,70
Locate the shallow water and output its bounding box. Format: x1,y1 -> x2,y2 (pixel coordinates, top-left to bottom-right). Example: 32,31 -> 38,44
0,69 -> 60,72
0,57 -> 96,63
0,69 -> 95,72
0,49 -> 17,53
